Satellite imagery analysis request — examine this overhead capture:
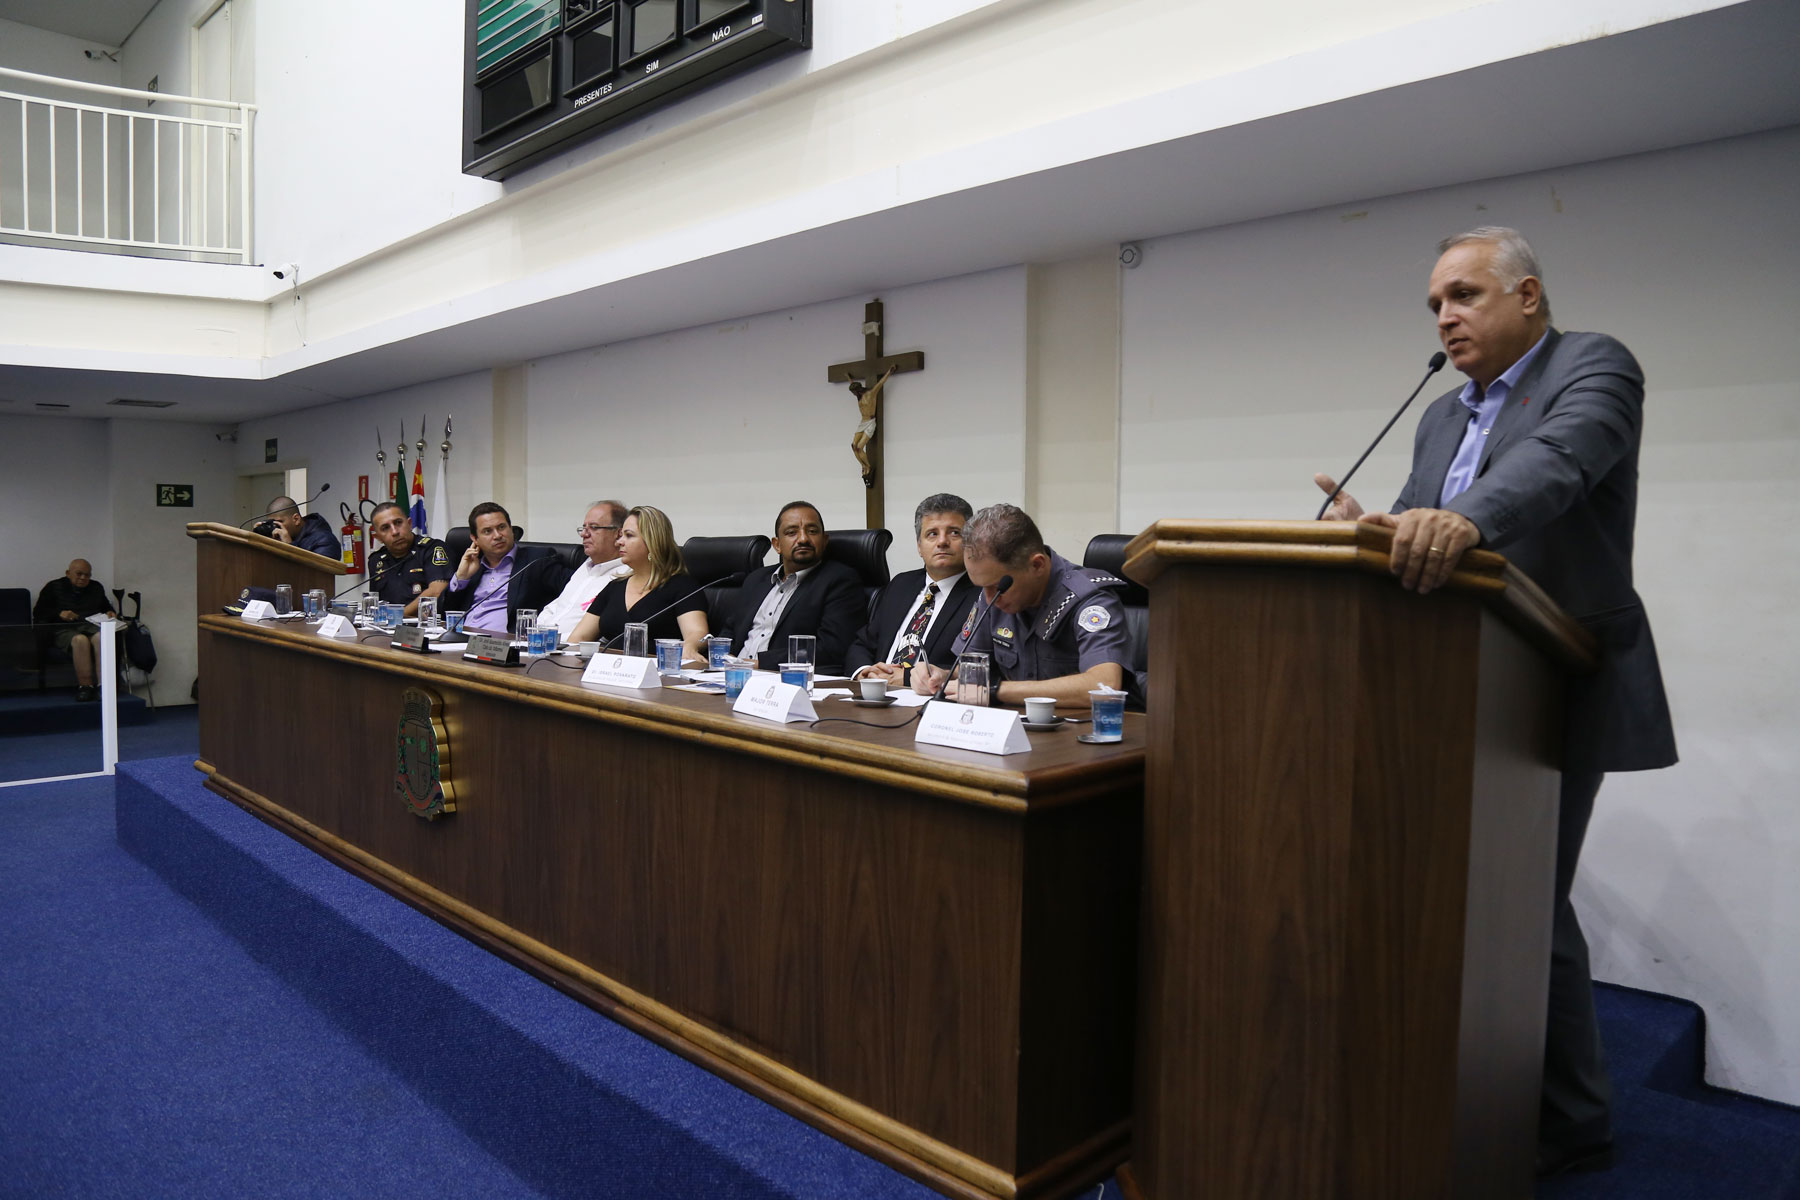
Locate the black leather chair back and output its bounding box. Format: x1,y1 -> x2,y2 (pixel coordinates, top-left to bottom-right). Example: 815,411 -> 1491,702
0,587 -> 28,626
1082,534 -> 1149,674
681,535 -> 773,619
824,528 -> 894,613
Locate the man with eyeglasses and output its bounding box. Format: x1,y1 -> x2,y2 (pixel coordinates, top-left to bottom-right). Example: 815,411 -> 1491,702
537,500 -> 631,640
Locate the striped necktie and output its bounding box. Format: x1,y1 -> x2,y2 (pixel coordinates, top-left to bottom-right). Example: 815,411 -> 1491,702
894,583 -> 938,668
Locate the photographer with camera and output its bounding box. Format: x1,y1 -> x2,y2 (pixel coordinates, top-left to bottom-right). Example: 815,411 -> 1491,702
256,494 -> 339,559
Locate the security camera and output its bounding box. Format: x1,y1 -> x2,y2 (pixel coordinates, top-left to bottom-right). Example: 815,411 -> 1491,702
271,262 -> 300,285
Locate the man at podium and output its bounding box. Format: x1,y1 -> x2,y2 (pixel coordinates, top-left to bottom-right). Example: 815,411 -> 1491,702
1317,226 -> 1677,1177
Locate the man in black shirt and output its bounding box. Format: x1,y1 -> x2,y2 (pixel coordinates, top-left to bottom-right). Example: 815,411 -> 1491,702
261,494 -> 340,559
365,501 -> 454,617
33,559 -> 116,701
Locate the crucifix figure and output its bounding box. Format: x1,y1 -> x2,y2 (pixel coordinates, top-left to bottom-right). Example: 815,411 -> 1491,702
827,299 -> 925,530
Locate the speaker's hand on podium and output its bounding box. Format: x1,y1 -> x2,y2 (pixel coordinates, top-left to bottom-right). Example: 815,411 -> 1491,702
1365,508 -> 1480,595
1313,473 -> 1364,521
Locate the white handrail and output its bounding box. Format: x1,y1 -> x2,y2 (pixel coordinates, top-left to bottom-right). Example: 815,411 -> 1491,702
0,67 -> 255,264
0,65 -> 257,114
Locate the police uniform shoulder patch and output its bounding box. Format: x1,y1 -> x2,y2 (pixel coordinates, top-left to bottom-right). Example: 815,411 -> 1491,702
1079,604 -> 1111,631
430,544 -> 450,566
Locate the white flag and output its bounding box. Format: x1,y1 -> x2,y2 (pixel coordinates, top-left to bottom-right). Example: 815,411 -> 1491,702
431,455 -> 450,539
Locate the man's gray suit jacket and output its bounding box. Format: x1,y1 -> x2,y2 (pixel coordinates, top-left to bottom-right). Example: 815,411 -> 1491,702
1394,328 -> 1677,773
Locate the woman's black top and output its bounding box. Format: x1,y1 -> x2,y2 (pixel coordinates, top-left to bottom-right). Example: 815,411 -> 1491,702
585,573 -> 707,645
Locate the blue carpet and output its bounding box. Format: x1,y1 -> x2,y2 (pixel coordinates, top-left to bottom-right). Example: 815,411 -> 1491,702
0,687 -> 151,735
0,703 -> 196,782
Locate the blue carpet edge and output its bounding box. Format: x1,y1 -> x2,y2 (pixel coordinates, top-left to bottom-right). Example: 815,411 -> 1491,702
114,755 -> 937,1200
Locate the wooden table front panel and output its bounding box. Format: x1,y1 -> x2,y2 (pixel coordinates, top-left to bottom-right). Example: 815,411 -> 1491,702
196,621 -> 1140,1186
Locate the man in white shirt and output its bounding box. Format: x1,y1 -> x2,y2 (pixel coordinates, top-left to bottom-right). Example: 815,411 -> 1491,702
844,493 -> 980,687
537,500 -> 631,640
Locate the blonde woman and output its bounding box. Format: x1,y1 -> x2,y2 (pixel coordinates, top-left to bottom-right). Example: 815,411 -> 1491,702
568,505 -> 710,663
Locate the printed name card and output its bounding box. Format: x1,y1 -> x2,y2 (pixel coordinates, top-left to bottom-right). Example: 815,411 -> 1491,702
462,633 -> 520,665
732,678 -> 816,724
581,653 -> 663,689
389,626 -> 429,653
239,600 -> 276,622
316,614 -> 358,639
915,701 -> 1031,756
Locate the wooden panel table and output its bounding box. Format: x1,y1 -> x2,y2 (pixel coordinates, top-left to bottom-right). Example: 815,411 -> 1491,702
195,616 -> 1144,1200
187,521 -> 347,614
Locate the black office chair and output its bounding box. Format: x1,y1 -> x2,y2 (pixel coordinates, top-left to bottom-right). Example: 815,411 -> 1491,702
823,528 -> 894,615
1082,534 -> 1150,675
681,535 -> 773,618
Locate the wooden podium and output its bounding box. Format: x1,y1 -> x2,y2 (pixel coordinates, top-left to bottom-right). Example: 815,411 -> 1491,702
186,521 -> 347,613
1117,520 -> 1597,1200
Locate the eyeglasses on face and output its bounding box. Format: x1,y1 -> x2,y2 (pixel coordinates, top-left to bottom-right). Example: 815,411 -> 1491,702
578,523 -> 621,535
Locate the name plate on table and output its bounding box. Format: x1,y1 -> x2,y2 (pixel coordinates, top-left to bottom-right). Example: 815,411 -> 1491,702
581,653 -> 662,689
316,614 -> 358,639
462,633 -> 520,665
240,600 -> 275,622
733,679 -> 816,724
389,626 -> 430,653
916,701 -> 1031,756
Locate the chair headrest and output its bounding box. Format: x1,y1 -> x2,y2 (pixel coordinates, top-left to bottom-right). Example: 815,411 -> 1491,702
444,524 -> 554,567
823,529 -> 893,589
682,535 -> 773,585
1082,534 -> 1149,607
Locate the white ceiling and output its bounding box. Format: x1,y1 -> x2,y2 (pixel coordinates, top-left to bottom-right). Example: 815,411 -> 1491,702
0,0 -> 160,46
4,0 -> 1798,426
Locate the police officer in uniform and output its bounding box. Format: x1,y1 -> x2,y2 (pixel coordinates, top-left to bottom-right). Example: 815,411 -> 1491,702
366,501 -> 454,618
915,503 -> 1140,708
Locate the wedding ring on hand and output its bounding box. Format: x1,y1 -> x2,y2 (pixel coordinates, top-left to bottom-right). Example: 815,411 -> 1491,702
1428,546 -> 1445,554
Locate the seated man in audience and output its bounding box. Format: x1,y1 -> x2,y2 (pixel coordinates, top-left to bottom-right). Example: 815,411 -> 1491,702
537,499 -> 631,641
441,501 -> 573,636
365,501 -> 455,618
260,495 -> 341,559
915,503 -> 1138,708
846,492 -> 979,688
720,500 -> 865,672
34,559 -> 117,702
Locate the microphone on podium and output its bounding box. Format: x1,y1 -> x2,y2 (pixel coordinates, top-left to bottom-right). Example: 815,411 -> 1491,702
1315,351 -> 1447,520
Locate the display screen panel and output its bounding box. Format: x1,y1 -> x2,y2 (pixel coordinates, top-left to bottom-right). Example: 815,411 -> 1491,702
476,0 -> 562,75
479,47 -> 555,135
570,12 -> 617,88
628,0 -> 678,60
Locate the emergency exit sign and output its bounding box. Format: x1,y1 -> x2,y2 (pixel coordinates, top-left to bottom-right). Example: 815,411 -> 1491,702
156,484 -> 194,507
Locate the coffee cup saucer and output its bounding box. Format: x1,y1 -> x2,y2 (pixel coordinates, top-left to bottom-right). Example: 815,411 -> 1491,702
852,696 -> 897,708
1020,716 -> 1064,731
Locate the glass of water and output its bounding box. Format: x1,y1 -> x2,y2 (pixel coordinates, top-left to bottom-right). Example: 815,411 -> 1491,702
1088,688 -> 1126,742
723,660 -> 753,701
525,622 -> 557,658
302,589 -> 324,620
512,608 -> 538,641
706,635 -> 732,670
274,584 -> 294,615
956,651 -> 990,706
655,638 -> 683,675
417,595 -> 439,629
623,622 -> 650,659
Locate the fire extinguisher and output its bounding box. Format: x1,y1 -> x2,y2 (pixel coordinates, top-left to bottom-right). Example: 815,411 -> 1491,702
339,502 -> 365,573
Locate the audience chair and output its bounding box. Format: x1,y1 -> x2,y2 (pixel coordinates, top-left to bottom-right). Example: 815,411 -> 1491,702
1081,534 -> 1150,674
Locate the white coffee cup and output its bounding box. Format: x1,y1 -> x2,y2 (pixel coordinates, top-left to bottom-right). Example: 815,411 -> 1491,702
575,641 -> 599,660
1024,696 -> 1057,724
857,677 -> 889,701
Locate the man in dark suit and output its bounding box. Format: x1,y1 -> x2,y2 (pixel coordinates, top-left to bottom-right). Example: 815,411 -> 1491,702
720,500 -> 865,672
1317,227 -> 1677,1178
441,501 -> 573,636
845,492 -> 980,687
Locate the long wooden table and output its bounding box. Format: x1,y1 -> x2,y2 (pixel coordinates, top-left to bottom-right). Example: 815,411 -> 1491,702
195,615 -> 1144,1200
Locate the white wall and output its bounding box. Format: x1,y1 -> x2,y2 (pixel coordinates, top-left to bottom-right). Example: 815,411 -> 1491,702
233,370 -> 496,551
6,414 -> 114,595
106,417 -> 240,702
1118,126 -> 1800,1104
521,268 -> 1029,574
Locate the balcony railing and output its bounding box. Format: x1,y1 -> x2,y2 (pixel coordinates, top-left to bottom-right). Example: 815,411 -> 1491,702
0,66 -> 256,264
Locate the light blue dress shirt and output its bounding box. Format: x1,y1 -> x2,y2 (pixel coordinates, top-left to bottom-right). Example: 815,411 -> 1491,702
1439,331 -> 1549,505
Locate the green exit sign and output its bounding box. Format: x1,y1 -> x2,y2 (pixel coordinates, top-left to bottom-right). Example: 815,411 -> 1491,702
156,483 -> 194,507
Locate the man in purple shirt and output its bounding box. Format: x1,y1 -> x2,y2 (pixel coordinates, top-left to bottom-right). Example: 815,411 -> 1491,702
1317,227 -> 1676,1179
442,502 -> 572,636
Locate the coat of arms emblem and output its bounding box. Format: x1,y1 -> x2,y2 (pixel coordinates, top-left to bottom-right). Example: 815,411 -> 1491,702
395,686 -> 456,820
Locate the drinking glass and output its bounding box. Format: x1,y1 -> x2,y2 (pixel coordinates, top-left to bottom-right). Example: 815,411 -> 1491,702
706,636 -> 732,670
655,638 -> 683,675
787,634 -> 816,689
416,595 -> 439,629
623,622 -> 650,659
274,584 -> 294,615
723,661 -> 753,701
302,589 -> 324,620
780,663 -> 811,691
956,651 -> 990,706
526,623 -> 557,658
1088,689 -> 1126,742
512,608 -> 538,641
358,594 -> 378,624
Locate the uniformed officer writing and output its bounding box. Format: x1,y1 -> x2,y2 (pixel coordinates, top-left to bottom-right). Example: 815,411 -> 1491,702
366,501 -> 453,617
914,503 -> 1135,708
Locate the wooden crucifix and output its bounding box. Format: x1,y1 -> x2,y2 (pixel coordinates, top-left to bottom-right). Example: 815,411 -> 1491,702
827,299 -> 925,530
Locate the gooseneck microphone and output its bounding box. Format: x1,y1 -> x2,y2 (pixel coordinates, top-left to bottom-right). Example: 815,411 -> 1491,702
1315,351 -> 1448,520
240,482 -> 332,528
599,572 -> 747,651
930,575 -> 1013,703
